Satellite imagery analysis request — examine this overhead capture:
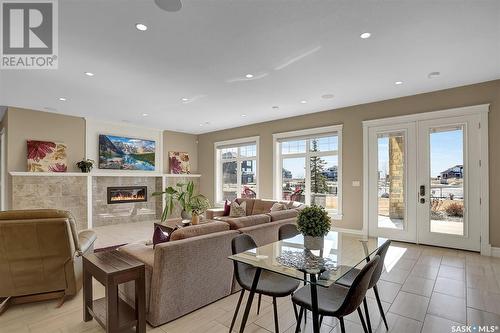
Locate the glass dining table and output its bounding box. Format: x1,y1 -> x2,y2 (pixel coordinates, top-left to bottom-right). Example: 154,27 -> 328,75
228,231 -> 387,333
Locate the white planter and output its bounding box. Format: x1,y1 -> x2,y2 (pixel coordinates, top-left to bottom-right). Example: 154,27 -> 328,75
304,235 -> 324,250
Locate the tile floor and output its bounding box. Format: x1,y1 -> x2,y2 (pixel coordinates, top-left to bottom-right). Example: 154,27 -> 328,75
1,241 -> 500,332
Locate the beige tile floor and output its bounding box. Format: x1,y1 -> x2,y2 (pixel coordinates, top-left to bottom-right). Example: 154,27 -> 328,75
2,239 -> 500,332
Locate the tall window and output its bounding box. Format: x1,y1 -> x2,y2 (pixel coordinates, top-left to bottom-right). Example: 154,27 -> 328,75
274,126 -> 342,218
215,137 -> 259,204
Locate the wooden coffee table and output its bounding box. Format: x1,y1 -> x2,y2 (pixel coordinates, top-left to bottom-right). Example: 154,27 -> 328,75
83,250 -> 146,333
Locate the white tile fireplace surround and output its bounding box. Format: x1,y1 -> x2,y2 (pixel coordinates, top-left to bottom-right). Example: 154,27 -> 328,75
10,172 -> 200,230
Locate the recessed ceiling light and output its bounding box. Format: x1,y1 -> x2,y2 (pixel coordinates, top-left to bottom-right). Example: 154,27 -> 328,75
241,114 -> 247,117
199,123 -> 203,127
181,97 -> 189,102
272,106 -> 279,110
428,71 -> 441,79
245,74 -> 254,79
142,113 -> 148,117
135,23 -> 148,31
300,100 -> 307,104
84,72 -> 94,77
58,97 -> 67,101
321,94 -> 334,99
395,81 -> 403,85
360,32 -> 371,39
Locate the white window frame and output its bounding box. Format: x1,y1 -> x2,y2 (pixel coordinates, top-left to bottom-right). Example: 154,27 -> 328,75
273,125 -> 343,219
214,136 -> 260,205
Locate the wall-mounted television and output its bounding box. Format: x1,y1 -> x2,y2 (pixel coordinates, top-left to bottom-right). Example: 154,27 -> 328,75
98,134 -> 155,171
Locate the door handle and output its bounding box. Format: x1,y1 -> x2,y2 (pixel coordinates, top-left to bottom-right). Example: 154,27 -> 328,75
419,185 -> 426,197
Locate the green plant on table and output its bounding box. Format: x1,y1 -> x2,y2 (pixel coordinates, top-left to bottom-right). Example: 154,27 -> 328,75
296,205 -> 331,237
152,181 -> 210,221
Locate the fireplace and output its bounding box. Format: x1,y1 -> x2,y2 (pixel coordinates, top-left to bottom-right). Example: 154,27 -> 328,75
107,186 -> 147,204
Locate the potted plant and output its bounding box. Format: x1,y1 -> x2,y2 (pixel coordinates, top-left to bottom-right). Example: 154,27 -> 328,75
152,181 -> 210,224
296,205 -> 331,250
76,158 -> 95,173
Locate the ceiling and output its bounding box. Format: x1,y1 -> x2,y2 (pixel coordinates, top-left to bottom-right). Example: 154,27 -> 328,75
0,0 -> 499,134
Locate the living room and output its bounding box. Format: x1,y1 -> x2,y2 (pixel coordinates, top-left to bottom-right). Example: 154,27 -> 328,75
0,1 -> 499,333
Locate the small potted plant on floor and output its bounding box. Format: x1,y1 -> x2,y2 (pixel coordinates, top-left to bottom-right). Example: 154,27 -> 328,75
76,158 -> 95,173
296,205 -> 331,250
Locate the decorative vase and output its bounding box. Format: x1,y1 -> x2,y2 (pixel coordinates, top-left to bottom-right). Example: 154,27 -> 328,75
304,235 -> 324,250
181,210 -> 192,219
191,214 -> 200,225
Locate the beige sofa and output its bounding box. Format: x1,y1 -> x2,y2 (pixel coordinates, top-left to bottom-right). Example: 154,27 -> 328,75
206,198 -> 305,246
118,221 -> 239,326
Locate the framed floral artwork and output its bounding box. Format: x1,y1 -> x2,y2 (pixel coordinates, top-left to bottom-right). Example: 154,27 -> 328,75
27,140 -> 68,172
169,152 -> 190,174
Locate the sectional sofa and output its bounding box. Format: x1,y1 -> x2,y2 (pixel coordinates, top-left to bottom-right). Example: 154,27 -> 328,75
118,198 -> 304,326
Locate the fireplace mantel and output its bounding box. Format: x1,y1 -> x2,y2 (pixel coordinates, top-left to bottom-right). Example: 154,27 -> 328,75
10,172 -> 201,178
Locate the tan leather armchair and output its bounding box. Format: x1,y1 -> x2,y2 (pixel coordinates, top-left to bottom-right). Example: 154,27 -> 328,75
0,209 -> 96,310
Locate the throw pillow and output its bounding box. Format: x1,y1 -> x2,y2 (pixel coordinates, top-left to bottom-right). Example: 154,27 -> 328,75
223,200 -> 231,216
152,226 -> 169,248
270,203 -> 286,212
229,200 -> 247,217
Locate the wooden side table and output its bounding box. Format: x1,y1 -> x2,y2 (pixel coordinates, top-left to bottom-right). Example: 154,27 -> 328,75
83,250 -> 146,333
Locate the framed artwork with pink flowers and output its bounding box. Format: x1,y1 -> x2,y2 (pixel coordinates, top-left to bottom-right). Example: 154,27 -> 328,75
27,140 -> 68,172
169,151 -> 190,174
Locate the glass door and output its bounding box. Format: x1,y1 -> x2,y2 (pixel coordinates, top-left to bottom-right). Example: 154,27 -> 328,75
368,123 -> 417,243
417,115 -> 481,251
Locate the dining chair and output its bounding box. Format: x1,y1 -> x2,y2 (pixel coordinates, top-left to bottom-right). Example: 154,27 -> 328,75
292,255 -> 381,333
278,223 -> 300,240
230,234 -> 301,333
336,240 -> 391,332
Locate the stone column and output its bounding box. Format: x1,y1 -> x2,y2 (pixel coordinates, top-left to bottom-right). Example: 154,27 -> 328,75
389,136 -> 405,219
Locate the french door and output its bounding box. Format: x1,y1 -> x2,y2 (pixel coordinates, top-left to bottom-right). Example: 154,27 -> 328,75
366,110 -> 485,251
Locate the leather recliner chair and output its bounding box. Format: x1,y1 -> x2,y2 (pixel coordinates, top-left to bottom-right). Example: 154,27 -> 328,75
0,209 -> 96,312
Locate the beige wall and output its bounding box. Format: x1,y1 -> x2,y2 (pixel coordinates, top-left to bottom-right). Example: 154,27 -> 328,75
198,80 -> 500,246
163,130 -> 199,173
5,107 -> 86,208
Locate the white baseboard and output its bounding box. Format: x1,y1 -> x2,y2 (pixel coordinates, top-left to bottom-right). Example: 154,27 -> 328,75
491,247 -> 500,258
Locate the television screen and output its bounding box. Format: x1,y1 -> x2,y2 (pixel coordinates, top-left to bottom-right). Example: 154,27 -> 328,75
99,134 -> 155,170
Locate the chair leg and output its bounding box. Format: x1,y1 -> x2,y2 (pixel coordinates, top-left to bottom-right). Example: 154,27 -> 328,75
363,297 -> 372,333
272,297 -> 279,333
339,317 -> 346,333
320,315 -> 324,326
257,294 -> 262,315
293,302 -> 298,321
373,285 -> 388,330
295,307 -> 304,333
357,307 -> 369,333
229,290 -> 245,332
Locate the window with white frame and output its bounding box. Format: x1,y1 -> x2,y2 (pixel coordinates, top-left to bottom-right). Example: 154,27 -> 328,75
274,125 -> 342,218
215,137 -> 259,204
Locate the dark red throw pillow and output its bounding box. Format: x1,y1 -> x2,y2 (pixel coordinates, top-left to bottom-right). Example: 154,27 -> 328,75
223,200 -> 231,216
152,226 -> 169,248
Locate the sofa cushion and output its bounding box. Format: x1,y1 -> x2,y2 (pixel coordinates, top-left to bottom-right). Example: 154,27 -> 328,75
229,201 -> 246,217
218,214 -> 271,230
223,200 -> 231,216
270,202 -> 287,212
268,209 -> 298,221
119,243 -> 155,269
251,199 -> 277,215
153,226 -> 170,248
236,198 -> 255,216
169,221 -> 229,241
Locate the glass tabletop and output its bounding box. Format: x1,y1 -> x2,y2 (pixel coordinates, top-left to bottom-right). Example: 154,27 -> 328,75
229,231 -> 387,287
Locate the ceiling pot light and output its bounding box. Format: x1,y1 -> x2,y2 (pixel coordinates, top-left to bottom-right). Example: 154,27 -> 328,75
142,113 -> 148,117
241,114 -> 247,117
300,100 -> 307,104
181,97 -> 189,102
395,81 -> 403,85
199,123 -> 203,126
245,74 -> 254,79
428,71 -> 441,79
154,0 -> 182,12
58,97 -> 67,101
321,94 -> 334,99
135,23 -> 148,31
84,72 -> 94,77
360,32 -> 371,39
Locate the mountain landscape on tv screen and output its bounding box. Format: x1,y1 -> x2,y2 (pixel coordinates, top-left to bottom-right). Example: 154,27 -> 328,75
99,135 -> 155,170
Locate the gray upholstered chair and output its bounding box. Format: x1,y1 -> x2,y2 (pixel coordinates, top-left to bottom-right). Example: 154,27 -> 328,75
278,223 -> 300,240
230,234 -> 300,333
336,240 -> 392,332
292,255 -> 380,333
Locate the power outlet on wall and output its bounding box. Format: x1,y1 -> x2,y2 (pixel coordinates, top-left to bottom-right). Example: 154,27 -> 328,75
352,180 -> 361,187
